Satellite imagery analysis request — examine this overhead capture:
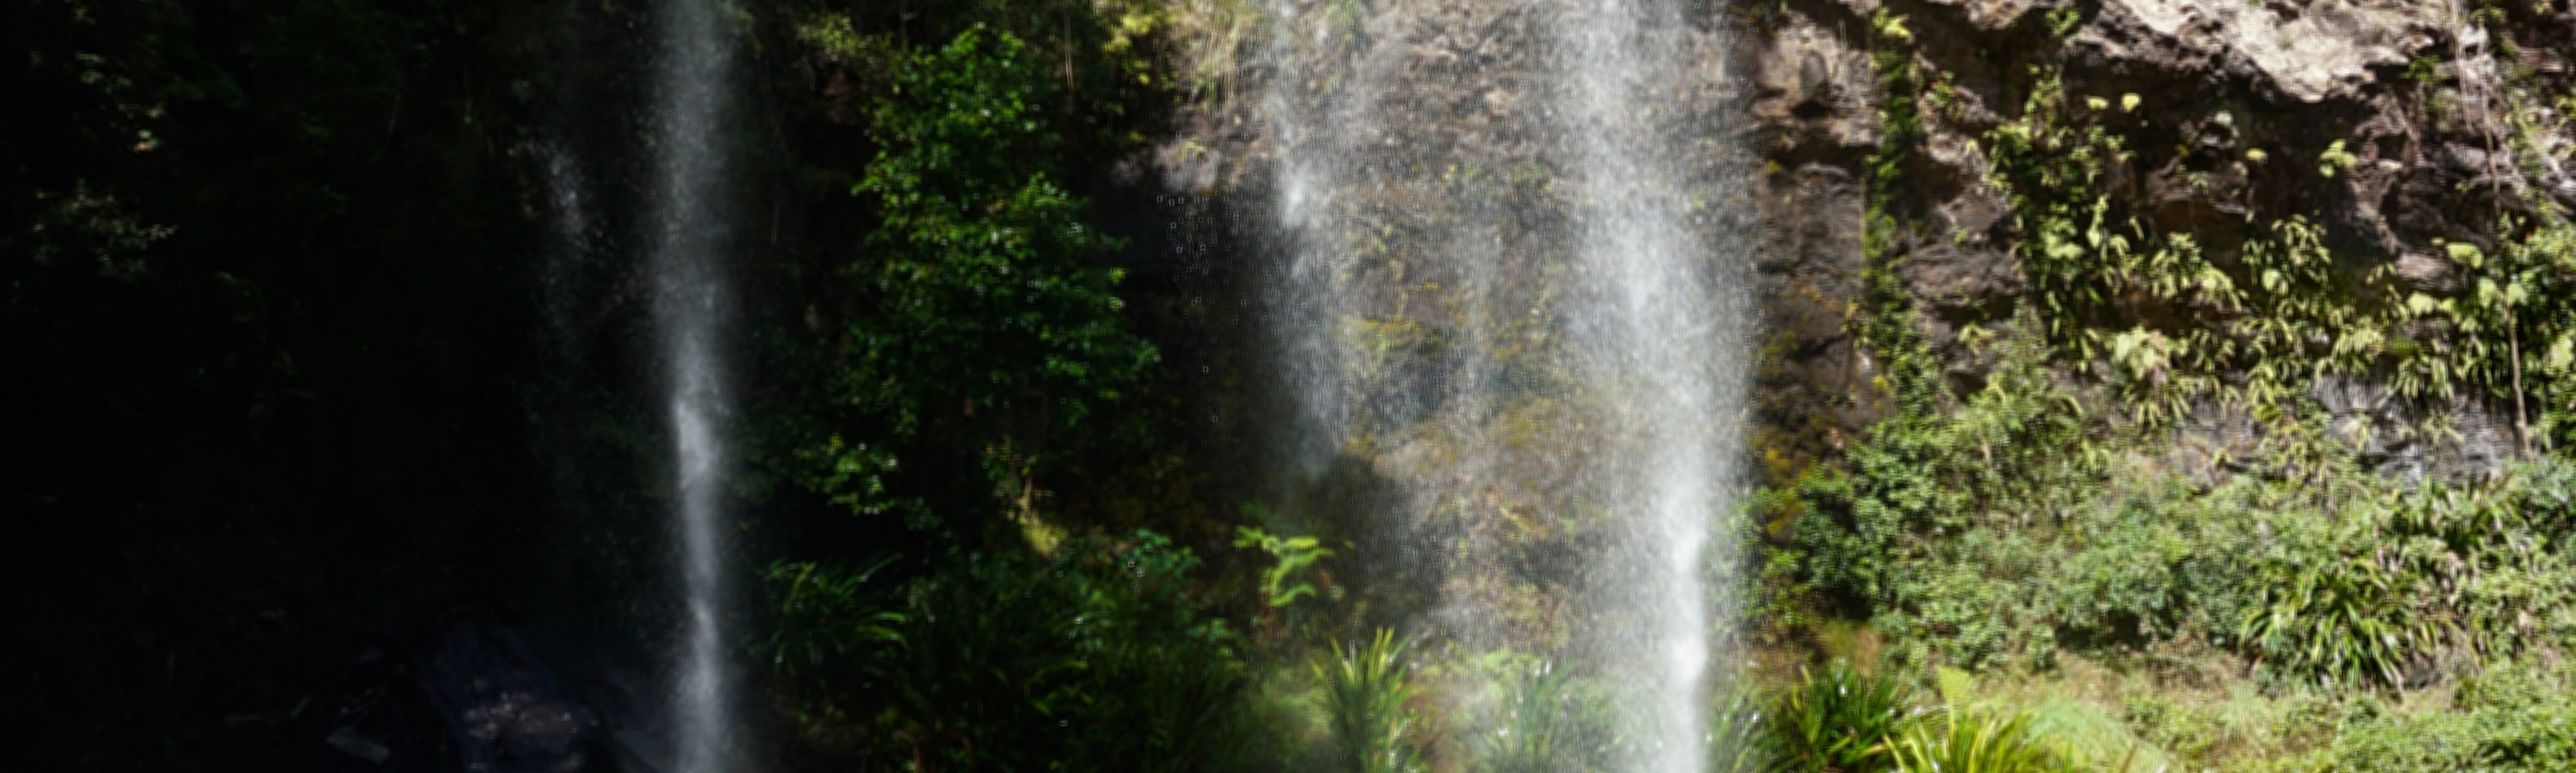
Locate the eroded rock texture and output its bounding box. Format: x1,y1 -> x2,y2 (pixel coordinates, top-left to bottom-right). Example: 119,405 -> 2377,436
1735,0 -> 2576,479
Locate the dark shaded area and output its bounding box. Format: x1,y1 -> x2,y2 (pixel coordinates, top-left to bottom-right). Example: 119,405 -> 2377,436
7,1 -> 562,769
9,0 -> 1264,769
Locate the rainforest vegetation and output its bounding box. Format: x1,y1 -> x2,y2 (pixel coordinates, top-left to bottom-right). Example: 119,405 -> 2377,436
11,0 -> 2574,771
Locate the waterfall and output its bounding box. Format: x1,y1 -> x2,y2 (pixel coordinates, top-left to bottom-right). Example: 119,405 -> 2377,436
1558,2 -> 1741,768
647,0 -> 740,770
1260,0 -> 1748,769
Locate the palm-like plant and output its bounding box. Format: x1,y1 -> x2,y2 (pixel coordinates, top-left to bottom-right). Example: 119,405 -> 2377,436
764,556 -> 906,682
1478,661 -> 1604,773
1316,630 -> 1426,773
1887,709 -> 2076,773
1708,681 -> 1771,773
1765,661 -> 1919,773
2239,552 -> 2444,689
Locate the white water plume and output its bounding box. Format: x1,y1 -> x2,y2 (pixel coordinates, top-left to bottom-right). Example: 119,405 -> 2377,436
1258,0 -> 1749,769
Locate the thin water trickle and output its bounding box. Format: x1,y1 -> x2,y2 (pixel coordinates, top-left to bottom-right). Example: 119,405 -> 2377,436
647,0 -> 739,769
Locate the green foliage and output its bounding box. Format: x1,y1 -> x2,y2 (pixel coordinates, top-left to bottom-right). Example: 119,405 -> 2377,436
1888,710 -> 2078,773
1826,27 -> 2576,686
1707,664 -> 2130,773
24,181 -> 174,280
1234,524 -> 1336,608
2045,6 -> 2083,40
762,6 -> 1242,768
807,26 -> 1157,526
1788,240 -> 2576,674
1982,66 -> 2433,431
805,0 -> 1182,106
2405,54 -> 2447,85
2421,219 -> 2576,449
1473,660 -> 1614,773
2388,465 -> 2576,659
1786,324 -> 2101,667
1866,10 -> 1923,194
1816,47 -> 2576,688
1764,662 -> 1919,772
2227,460 -> 2576,688
1978,58 -> 2574,452
1095,0 -> 1258,104
2301,663 -> 2576,771
1949,673 -> 2171,770
2114,683 -> 2336,769
2238,522 -> 2443,690
1795,396 -> 2576,679
862,532 -> 1248,771
1315,630 -> 1428,773
2318,140 -> 2360,179
1709,681 -> 1771,773
1809,10 -> 2576,771
764,556 -> 906,687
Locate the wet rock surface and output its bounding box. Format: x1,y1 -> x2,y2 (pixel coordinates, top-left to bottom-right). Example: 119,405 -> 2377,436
2075,0 -> 2444,104
1170,1 -> 2574,483
414,628 -> 605,773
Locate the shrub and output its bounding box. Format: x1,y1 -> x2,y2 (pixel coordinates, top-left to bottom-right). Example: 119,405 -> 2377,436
1765,661 -> 1920,773
1707,680 -> 1770,773
1474,660 -> 1615,773
2235,460 -> 2576,688
2238,534 -> 2439,690
1783,326 -> 2099,669
1315,630 -> 1427,773
785,532 -> 1247,771
1789,399 -> 2576,684
764,556 -> 907,697
2311,662 -> 2576,771
1887,710 -> 2078,773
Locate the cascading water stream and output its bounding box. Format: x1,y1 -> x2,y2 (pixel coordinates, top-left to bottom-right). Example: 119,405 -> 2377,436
1558,1 -> 1739,768
645,0 -> 740,770
1261,1 -> 1748,769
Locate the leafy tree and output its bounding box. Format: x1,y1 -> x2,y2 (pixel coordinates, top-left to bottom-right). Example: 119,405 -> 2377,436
801,26 -> 1157,532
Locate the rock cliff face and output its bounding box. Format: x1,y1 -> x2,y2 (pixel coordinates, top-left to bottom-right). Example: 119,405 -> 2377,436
1734,0 -> 2575,480
1170,0 -> 2576,489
